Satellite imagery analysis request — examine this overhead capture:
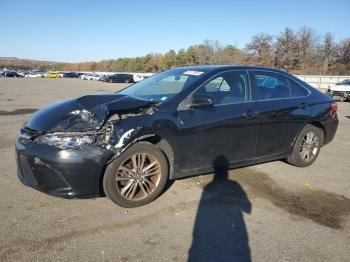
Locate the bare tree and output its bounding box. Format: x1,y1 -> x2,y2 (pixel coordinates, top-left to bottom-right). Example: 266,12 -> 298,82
336,38 -> 350,64
333,38 -> 350,74
274,27 -> 299,71
245,33 -> 274,66
318,33 -> 336,74
297,27 -> 319,73
217,45 -> 245,65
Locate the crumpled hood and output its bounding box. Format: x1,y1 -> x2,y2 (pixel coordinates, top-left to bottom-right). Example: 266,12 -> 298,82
330,85 -> 350,92
26,93 -> 154,132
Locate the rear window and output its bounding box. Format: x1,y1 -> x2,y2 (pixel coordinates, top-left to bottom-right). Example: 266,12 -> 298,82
251,71 -> 308,100
252,72 -> 291,100
288,79 -> 309,97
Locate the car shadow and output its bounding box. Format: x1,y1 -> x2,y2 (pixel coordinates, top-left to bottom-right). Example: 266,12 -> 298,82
188,155 -> 252,262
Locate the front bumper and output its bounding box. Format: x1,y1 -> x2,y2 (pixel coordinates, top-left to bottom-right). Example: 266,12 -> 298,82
16,139 -> 114,198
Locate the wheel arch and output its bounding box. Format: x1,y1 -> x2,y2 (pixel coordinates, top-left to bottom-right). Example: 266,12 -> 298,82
308,121 -> 325,139
130,134 -> 175,180
292,121 -> 325,149
99,133 -> 175,196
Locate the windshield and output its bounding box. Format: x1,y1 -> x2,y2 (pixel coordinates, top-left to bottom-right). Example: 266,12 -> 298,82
119,68 -> 207,102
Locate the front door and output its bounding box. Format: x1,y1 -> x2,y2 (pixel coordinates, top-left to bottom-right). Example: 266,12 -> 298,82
175,70 -> 258,172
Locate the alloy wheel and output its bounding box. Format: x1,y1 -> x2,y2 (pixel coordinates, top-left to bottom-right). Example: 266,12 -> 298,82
299,131 -> 319,163
115,153 -> 161,201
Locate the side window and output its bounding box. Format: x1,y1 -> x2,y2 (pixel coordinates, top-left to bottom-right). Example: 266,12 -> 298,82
193,71 -> 249,105
288,79 -> 308,97
251,71 -> 291,100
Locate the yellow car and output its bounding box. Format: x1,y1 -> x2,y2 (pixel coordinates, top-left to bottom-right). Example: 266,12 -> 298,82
44,72 -> 61,78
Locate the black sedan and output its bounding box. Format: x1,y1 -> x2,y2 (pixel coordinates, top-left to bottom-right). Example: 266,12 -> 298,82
16,66 -> 338,207
1,71 -> 24,77
62,72 -> 80,78
104,73 -> 135,83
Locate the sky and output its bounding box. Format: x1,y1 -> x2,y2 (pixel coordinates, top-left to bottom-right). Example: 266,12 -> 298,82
0,0 -> 349,62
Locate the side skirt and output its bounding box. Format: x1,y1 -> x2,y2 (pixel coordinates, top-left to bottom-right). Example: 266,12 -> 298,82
173,151 -> 291,180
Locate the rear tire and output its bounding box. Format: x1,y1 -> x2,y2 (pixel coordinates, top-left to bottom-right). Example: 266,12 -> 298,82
103,143 -> 169,207
287,124 -> 324,167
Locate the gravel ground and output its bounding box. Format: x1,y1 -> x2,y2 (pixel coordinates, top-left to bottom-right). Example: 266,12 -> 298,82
0,78 -> 349,262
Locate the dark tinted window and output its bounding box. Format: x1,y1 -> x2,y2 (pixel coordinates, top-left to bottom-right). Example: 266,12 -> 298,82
251,71 -> 291,100
337,80 -> 350,85
193,71 -> 249,105
118,74 -> 129,79
288,79 -> 308,97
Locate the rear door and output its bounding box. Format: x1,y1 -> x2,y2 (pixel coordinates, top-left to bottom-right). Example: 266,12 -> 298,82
249,70 -> 310,157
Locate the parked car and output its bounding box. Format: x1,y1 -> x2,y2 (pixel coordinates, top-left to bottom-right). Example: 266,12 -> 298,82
90,74 -> 102,80
80,73 -> 100,80
80,74 -> 87,80
62,72 -> 80,78
105,73 -> 134,83
44,72 -> 61,78
16,71 -> 28,77
16,66 -> 338,207
327,79 -> 350,102
25,72 -> 42,78
0,71 -> 24,77
98,75 -> 107,81
133,73 -> 154,82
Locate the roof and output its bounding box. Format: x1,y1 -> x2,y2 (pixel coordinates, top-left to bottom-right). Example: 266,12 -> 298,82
176,65 -> 288,74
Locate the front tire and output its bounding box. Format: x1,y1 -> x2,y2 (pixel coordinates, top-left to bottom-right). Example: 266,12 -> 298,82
287,124 -> 324,167
103,143 -> 169,207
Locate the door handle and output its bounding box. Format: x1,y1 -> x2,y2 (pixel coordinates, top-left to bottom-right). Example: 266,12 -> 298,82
243,110 -> 257,119
299,103 -> 309,109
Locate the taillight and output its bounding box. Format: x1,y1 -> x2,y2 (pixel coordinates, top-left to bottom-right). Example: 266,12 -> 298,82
330,102 -> 338,118
330,102 -> 338,112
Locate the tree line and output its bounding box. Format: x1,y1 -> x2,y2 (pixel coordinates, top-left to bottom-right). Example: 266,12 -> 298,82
4,27 -> 350,75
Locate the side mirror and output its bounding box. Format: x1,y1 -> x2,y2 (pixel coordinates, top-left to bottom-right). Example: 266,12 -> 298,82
189,94 -> 214,109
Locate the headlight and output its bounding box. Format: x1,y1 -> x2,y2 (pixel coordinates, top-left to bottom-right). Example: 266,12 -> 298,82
35,133 -> 95,149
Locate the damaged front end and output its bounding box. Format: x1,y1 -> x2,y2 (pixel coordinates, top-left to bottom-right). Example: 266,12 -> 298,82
23,93 -> 156,153
16,93 -> 157,198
